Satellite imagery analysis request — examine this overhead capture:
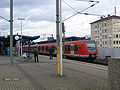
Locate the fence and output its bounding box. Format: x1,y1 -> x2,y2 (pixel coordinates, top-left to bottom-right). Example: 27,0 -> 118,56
98,48 -> 120,59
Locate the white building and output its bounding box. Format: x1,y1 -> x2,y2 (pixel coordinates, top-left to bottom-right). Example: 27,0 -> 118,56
90,15 -> 120,48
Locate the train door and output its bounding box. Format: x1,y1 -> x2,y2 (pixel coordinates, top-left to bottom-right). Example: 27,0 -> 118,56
42,46 -> 44,52
38,46 -> 40,53
71,44 -> 74,55
64,45 -> 71,54
74,45 -> 79,55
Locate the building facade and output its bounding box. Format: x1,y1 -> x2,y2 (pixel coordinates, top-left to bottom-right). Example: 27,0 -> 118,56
91,15 -> 120,48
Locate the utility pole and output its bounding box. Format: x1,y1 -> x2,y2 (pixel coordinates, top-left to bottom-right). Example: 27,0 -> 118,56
56,0 -> 63,76
60,0 -> 63,76
10,0 -> 13,65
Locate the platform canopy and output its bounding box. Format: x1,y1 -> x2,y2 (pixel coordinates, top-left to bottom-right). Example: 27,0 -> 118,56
0,36 -> 5,41
0,34 -> 40,41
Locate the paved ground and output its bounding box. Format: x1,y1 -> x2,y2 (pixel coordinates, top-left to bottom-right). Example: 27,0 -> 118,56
0,55 -> 109,90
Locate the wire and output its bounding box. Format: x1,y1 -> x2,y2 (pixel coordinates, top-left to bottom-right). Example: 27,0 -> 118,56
78,2 -> 98,13
0,16 -> 10,22
76,0 -> 99,3
62,0 -> 78,12
62,0 -> 99,21
63,13 -> 78,21
79,12 -> 104,16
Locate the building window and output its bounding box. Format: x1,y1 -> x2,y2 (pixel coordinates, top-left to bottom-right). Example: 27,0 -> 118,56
105,41 -> 107,44
102,23 -> 104,27
116,35 -> 119,38
105,29 -> 106,32
105,23 -> 106,26
98,25 -> 99,28
95,25 -> 97,28
116,41 -> 118,44
114,41 -> 115,44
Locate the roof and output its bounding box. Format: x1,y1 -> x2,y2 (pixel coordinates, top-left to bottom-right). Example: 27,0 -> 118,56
36,36 -> 86,44
0,34 -> 40,41
64,36 -> 85,40
90,15 -> 120,24
0,36 -> 5,41
13,34 -> 40,40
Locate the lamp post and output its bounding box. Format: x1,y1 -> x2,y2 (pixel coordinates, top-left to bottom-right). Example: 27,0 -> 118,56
18,18 -> 25,60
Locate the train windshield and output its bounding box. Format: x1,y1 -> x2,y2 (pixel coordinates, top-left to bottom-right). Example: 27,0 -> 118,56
86,40 -> 96,52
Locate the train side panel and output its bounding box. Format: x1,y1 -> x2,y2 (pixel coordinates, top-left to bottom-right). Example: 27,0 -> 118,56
23,40 -> 98,62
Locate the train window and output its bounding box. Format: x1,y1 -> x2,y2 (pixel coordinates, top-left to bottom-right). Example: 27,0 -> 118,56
47,46 -> 49,51
68,46 -> 70,51
74,45 -> 78,51
86,40 -> 96,52
46,46 -> 48,50
86,40 -> 95,48
42,46 -> 44,50
71,46 -> 74,51
38,47 -> 40,51
51,46 -> 54,52
65,46 -> 67,51
62,46 -> 65,51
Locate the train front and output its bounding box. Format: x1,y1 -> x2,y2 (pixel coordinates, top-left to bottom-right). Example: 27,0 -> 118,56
86,40 -> 98,62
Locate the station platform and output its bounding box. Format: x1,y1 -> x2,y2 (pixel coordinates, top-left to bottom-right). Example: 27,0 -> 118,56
0,55 -> 108,90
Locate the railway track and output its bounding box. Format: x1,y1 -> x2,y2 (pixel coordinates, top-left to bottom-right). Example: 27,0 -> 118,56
66,56 -> 108,66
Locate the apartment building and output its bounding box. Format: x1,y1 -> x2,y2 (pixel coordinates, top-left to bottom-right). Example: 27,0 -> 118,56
90,15 -> 120,48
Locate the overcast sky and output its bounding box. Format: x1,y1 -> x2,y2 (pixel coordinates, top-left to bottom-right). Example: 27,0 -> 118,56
0,0 -> 120,41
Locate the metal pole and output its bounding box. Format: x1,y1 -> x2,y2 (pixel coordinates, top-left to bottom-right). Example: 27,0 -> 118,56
21,20 -> 23,60
114,6 -> 116,15
56,0 -> 60,75
60,0 -> 63,76
10,0 -> 13,65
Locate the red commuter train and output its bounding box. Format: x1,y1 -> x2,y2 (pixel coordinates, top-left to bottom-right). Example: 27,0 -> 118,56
23,39 -> 98,62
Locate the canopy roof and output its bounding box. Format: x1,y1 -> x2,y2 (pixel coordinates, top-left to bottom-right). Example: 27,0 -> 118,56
37,36 -> 86,44
13,34 -> 40,40
0,34 -> 40,41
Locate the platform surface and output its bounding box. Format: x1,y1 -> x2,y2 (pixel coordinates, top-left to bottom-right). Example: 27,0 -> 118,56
0,55 -> 108,90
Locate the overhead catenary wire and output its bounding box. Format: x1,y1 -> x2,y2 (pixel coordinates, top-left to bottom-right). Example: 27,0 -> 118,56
66,16 -> 99,29
62,0 -> 78,12
62,0 -> 99,21
0,16 -> 10,22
